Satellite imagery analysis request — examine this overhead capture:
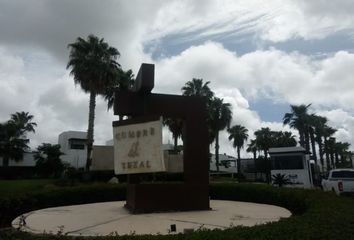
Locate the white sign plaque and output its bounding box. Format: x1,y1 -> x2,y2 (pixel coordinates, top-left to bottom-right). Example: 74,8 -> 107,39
113,117 -> 165,174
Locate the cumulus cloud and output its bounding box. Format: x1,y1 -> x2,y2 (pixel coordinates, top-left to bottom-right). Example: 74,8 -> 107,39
146,0 -> 354,44
0,0 -> 162,69
153,42 -> 354,153
0,48 -> 118,148
1,0 -> 354,157
317,109 -> 354,146
2,0 -> 353,66
154,41 -> 354,110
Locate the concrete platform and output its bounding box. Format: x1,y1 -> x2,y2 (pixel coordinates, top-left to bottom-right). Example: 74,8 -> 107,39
12,200 -> 291,236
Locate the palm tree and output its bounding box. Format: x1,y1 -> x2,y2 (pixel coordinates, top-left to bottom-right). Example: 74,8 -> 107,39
307,114 -> 320,163
327,137 -> 336,169
339,142 -> 350,164
181,78 -> 215,164
272,131 -> 297,147
163,118 -> 184,150
228,125 -> 248,174
272,173 -> 291,187
312,115 -> 328,170
209,97 -> 232,172
9,112 -> 37,136
105,68 -> 135,114
247,139 -> 258,161
0,122 -> 30,167
181,78 -> 214,100
254,127 -> 273,160
348,151 -> 354,168
323,126 -> 336,171
283,104 -> 311,151
254,127 -> 273,183
247,139 -> 259,179
34,143 -> 65,178
0,112 -> 36,168
334,142 -> 350,167
67,34 -> 120,170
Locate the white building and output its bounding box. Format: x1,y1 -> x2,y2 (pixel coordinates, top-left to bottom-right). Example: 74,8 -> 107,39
58,131 -> 87,169
0,152 -> 36,167
269,146 -> 314,188
210,153 -> 238,173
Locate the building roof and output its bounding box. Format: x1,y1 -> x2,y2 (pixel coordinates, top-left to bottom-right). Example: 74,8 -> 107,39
269,146 -> 306,154
58,131 -> 87,139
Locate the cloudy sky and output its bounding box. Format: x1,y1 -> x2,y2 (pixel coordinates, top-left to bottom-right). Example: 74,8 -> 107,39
1,0 -> 354,157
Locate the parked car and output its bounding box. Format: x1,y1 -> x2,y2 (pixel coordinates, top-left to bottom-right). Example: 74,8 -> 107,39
321,169 -> 354,196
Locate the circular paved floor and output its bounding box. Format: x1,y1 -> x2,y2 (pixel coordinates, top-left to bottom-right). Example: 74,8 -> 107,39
12,200 -> 291,236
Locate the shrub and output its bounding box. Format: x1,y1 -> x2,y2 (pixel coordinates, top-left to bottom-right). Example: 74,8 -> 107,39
271,173 -> 291,187
1,183 -> 354,239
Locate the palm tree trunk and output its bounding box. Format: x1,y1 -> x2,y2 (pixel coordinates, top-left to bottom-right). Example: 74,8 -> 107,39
264,149 -> 270,184
215,132 -> 219,172
174,135 -> 178,151
330,152 -> 335,169
253,150 -> 257,179
340,153 -> 345,165
304,130 -> 310,152
86,91 -> 96,171
316,136 -> 324,171
237,146 -> 241,175
299,131 -> 305,148
309,130 -> 317,163
335,152 -> 339,168
324,138 -> 331,171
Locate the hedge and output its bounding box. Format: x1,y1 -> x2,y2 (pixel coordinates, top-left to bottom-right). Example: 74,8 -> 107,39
1,183 -> 354,239
0,183 -> 126,228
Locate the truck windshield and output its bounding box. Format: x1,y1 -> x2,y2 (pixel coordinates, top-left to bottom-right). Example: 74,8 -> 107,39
332,171 -> 354,178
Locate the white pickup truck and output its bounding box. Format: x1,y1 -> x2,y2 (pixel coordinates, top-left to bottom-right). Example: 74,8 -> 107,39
321,169 -> 354,196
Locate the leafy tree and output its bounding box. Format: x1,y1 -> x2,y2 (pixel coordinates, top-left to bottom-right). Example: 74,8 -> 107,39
209,97 -> 232,172
34,143 -> 65,178
67,34 -> 120,170
228,125 -> 248,174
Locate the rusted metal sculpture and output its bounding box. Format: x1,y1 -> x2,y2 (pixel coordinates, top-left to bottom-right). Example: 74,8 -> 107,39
113,63 -> 209,213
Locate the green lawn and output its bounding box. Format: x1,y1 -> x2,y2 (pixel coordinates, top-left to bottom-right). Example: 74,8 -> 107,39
0,179 -> 54,198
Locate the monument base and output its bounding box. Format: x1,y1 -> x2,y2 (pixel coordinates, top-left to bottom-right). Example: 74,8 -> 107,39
125,183 -> 210,213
